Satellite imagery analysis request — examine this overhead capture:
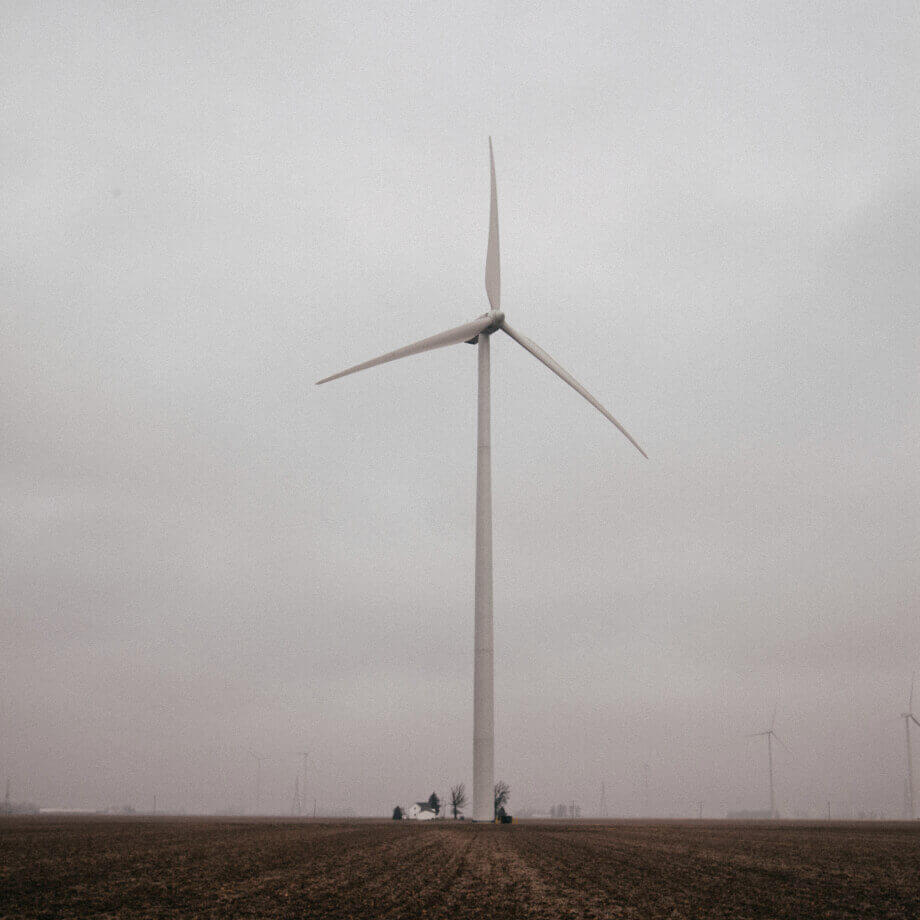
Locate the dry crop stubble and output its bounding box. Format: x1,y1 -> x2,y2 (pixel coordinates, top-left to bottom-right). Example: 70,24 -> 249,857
2,817 -> 920,919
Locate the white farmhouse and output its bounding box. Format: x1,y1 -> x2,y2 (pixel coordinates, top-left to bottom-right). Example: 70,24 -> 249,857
405,802 -> 438,820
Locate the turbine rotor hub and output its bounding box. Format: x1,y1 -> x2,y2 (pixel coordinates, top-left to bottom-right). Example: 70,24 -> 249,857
484,310 -> 504,334
466,311 -> 504,344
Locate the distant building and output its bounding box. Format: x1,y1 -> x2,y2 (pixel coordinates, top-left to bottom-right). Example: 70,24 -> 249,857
406,802 -> 437,820
550,804 -> 581,819
726,809 -> 775,820
38,808 -> 95,815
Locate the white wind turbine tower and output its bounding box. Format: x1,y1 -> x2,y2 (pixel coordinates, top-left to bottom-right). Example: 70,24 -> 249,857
249,750 -> 264,816
902,676 -> 919,820
748,707 -> 787,819
317,140 -> 647,822
299,751 -> 310,817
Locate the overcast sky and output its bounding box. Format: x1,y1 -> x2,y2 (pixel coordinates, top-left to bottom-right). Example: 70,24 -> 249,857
2,1 -> 918,818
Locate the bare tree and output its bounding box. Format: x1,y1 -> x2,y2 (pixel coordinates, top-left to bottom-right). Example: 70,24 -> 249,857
494,780 -> 510,819
450,783 -> 467,819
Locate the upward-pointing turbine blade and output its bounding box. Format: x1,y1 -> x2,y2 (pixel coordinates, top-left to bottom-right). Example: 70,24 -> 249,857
316,315 -> 494,385
500,321 -> 648,459
485,137 -> 500,311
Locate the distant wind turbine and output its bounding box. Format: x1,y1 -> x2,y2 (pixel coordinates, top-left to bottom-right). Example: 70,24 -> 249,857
902,676 -> 919,820
748,706 -> 788,819
299,751 -> 310,817
317,140 -> 647,821
291,775 -> 302,817
249,750 -> 263,816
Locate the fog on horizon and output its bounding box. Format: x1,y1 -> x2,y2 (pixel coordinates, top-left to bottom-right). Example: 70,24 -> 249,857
2,2 -> 918,819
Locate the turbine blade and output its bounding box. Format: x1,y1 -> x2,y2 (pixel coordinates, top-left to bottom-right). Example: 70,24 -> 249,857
773,733 -> 791,753
911,714 -> 920,728
771,704 -> 777,732
500,321 -> 648,458
485,138 -> 500,311
317,315 -> 493,385
911,674 -> 915,712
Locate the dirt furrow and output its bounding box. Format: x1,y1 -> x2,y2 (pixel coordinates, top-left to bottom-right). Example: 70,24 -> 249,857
3,817 -> 920,919
513,823 -> 920,919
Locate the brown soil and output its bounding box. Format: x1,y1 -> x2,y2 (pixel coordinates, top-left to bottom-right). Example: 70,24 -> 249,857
1,817 -> 918,919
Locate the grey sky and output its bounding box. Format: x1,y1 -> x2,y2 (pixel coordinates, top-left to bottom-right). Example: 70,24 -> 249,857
2,1 -> 918,817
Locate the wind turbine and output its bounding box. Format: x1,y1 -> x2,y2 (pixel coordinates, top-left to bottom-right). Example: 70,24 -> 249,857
249,750 -> 263,816
291,775 -> 302,816
748,707 -> 787,819
317,140 -> 647,821
902,676 -> 919,820
299,751 -> 310,817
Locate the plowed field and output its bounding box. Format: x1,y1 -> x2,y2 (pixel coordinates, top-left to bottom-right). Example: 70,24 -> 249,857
2,817 -> 919,919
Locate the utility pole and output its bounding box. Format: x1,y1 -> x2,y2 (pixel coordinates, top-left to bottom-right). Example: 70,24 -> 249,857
698,801 -> 703,820
599,782 -> 607,819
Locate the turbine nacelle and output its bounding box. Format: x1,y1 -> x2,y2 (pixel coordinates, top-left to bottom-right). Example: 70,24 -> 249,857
467,311 -> 505,343
485,310 -> 505,333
